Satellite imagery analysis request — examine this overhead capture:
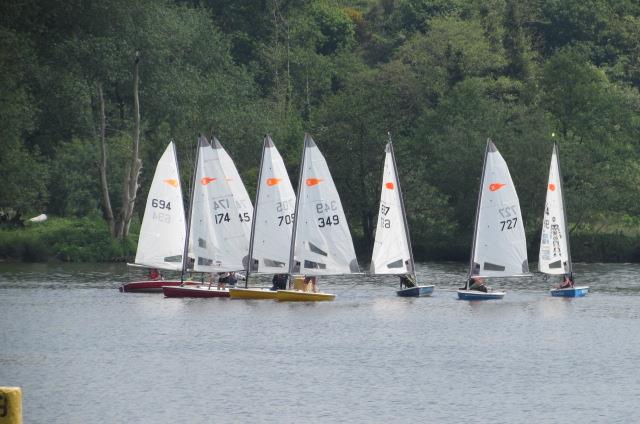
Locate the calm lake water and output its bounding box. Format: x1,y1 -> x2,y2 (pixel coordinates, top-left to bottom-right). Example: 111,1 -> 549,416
1,262 -> 640,423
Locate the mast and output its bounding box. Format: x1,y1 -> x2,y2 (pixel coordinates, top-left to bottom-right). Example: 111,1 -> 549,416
387,133 -> 416,281
245,136 -> 269,288
555,142 -> 573,276
288,133 -> 310,278
181,136 -> 206,284
466,139 -> 492,289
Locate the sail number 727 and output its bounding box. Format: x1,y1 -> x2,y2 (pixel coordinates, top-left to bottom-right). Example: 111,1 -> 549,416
498,205 -> 518,231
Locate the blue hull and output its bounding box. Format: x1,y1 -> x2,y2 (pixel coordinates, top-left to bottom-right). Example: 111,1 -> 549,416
457,290 -> 505,300
550,286 -> 589,297
396,285 -> 434,297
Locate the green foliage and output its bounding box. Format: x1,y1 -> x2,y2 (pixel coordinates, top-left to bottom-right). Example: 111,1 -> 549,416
0,143 -> 49,214
0,217 -> 135,262
1,0 -> 640,262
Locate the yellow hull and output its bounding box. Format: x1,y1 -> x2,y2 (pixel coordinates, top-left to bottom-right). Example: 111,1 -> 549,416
228,287 -> 278,300
276,290 -> 336,302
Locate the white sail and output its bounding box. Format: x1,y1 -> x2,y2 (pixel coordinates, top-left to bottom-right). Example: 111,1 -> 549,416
213,137 -> 254,241
191,138 -> 252,272
134,142 -> 186,270
539,144 -> 570,274
290,134 -> 359,275
249,136 -> 296,274
471,140 -> 529,277
371,142 -> 412,275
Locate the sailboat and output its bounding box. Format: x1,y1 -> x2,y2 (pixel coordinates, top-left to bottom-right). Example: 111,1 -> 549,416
457,139 -> 529,300
120,141 -> 192,292
370,136 -> 434,297
540,143 -> 589,297
230,135 -> 296,299
163,136 -> 253,298
277,133 -> 360,301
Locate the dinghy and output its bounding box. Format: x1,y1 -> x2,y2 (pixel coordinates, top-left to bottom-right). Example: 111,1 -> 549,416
162,136 -> 253,298
121,141 -> 193,292
540,143 -> 588,297
371,136 -> 434,297
277,133 -> 360,301
457,139 -> 529,300
230,136 -> 295,300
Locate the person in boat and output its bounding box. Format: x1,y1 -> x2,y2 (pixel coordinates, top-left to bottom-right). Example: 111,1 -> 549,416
217,272 -> 230,290
559,273 -> 574,289
399,274 -> 416,289
469,276 -> 488,293
148,268 -> 162,281
304,275 -> 318,293
271,274 -> 288,291
227,272 -> 238,287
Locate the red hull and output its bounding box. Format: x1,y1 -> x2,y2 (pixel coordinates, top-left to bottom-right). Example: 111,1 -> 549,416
162,285 -> 230,298
119,280 -> 195,293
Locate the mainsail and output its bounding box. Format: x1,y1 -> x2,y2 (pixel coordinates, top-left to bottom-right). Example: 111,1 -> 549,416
190,137 -> 253,272
539,143 -> 571,275
469,140 -> 529,279
288,134 -> 360,275
371,141 -> 413,275
248,136 -> 296,274
135,141 -> 186,270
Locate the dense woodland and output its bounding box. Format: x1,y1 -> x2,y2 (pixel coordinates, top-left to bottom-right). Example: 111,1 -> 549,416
1,0 -> 640,262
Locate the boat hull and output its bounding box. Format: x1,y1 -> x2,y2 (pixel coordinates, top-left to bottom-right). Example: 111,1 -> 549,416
550,286 -> 589,297
396,285 -> 435,297
457,289 -> 505,300
276,290 -> 336,302
162,285 -> 230,298
229,287 -> 278,299
119,280 -> 194,293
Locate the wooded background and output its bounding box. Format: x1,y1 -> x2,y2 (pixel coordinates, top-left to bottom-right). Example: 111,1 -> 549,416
2,0 -> 640,262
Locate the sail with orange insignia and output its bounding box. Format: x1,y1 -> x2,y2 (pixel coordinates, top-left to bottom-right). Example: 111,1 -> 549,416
247,136 -> 296,274
539,143 -> 570,274
134,141 -> 187,270
190,137 -> 253,272
370,141 -> 412,275
288,134 -> 359,275
469,139 -> 529,278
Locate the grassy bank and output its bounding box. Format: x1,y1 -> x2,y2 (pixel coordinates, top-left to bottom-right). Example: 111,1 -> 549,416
2,216 -> 639,263
0,216 -> 135,262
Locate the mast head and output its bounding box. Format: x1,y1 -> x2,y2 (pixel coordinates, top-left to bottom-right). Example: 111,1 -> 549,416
486,138 -> 497,152
265,135 -> 274,148
197,135 -> 210,148
211,136 -> 223,150
304,133 -> 317,148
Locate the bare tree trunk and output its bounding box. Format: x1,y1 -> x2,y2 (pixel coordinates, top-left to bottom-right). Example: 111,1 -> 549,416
97,82 -> 116,236
118,52 -> 143,239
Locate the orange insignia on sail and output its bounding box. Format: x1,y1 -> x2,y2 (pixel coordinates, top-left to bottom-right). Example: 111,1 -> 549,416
548,183 -> 556,191
200,177 -> 216,185
163,179 -> 178,187
306,178 -> 323,187
385,182 -> 394,190
267,178 -> 282,186
489,183 -> 506,192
